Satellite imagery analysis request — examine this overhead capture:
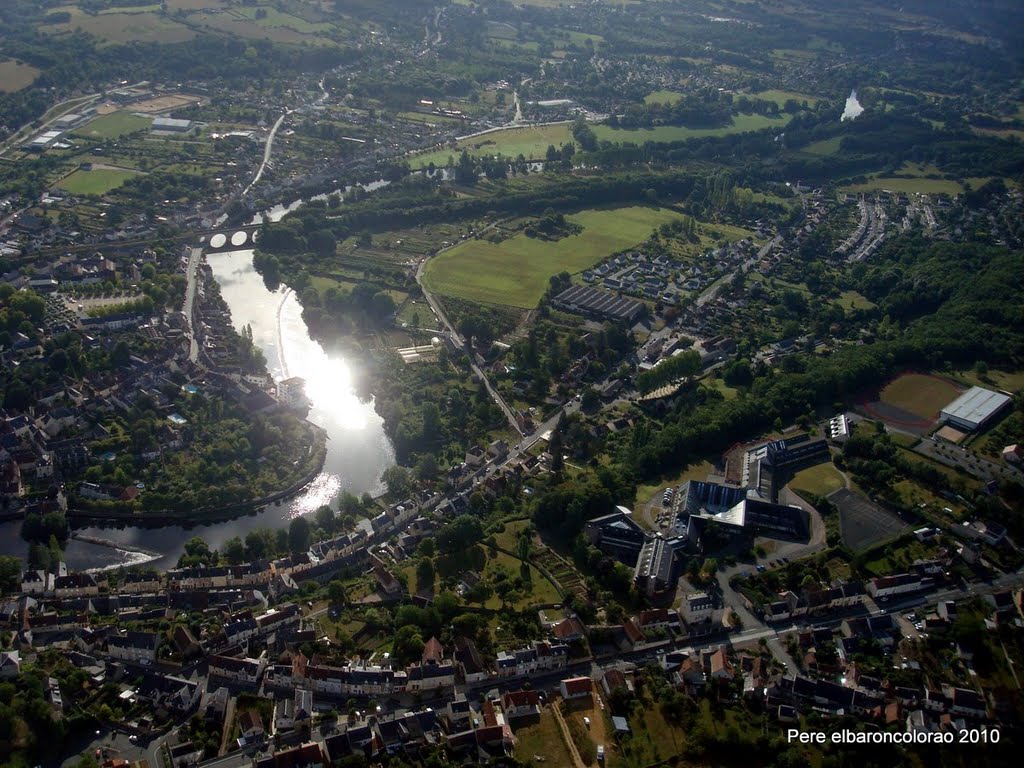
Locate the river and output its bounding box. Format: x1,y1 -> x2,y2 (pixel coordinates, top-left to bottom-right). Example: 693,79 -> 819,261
0,204 -> 395,571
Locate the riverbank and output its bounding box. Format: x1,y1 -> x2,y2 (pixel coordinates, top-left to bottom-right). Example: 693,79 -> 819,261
65,424 -> 327,527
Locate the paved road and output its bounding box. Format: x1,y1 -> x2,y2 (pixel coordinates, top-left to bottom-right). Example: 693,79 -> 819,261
414,254 -> 523,435
695,235 -> 782,308
243,111 -> 290,197
183,246 -> 203,363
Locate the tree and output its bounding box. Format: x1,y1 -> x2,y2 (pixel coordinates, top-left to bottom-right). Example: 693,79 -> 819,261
415,557 -> 435,593
309,229 -> 337,257
222,537 -> 245,565
288,516 -> 311,553
314,505 -> 336,533
327,580 -> 347,605
0,556 -> 21,593
381,465 -> 413,497
392,625 -> 425,667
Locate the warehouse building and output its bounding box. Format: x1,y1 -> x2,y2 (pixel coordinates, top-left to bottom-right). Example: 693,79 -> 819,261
940,386 -> 1011,432
24,130 -> 64,152
152,117 -> 195,132
553,284 -> 645,323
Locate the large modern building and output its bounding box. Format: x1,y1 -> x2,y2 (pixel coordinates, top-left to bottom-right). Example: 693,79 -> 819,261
633,535 -> 681,596
584,507 -> 648,562
676,480 -> 809,552
940,386 -> 1011,432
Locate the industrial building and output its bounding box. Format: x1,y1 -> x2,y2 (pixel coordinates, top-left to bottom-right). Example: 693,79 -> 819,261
152,117 -> 195,132
940,386 -> 1011,432
553,284 -> 645,323
24,130 -> 64,152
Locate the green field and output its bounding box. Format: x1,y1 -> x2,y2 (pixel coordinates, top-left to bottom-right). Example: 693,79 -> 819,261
791,462 -> 845,497
879,373 -> 962,419
593,112 -> 792,143
410,123 -> 574,168
644,90 -> 685,105
513,711 -> 574,766
57,168 -> 140,195
753,89 -> 820,107
836,289 -> 876,310
841,163 -> 997,196
804,136 -> 842,156
422,206 -> 682,307
76,111 -> 153,139
0,60 -> 41,93
43,9 -> 195,44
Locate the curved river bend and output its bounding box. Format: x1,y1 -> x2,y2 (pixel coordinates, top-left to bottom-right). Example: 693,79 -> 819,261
0,217 -> 395,570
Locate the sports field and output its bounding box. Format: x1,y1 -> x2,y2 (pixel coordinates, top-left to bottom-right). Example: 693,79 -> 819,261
791,462 -> 845,497
832,488 -> 907,551
645,90 -> 684,105
57,168 -> 140,195
0,60 -> 41,93
422,206 -> 683,307
76,111 -> 153,139
879,373 -> 962,420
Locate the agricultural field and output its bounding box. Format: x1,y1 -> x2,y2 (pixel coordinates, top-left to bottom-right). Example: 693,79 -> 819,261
422,206 -> 683,307
186,8 -> 337,46
593,112 -> 792,143
42,8 -> 195,44
0,60 -> 41,93
57,168 -> 141,195
790,462 -> 846,497
409,123 -> 575,168
879,373 -> 962,421
75,111 -> 153,139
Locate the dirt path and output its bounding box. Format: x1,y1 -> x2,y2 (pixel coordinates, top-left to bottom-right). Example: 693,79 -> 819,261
551,703 -> 589,768
217,696 -> 237,756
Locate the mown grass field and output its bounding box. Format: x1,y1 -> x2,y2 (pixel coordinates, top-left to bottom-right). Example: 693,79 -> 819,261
593,112 -> 792,143
879,373 -> 962,420
76,111 -> 153,139
791,462 -> 845,497
0,60 -> 41,92
57,168 -> 140,195
422,206 -> 682,307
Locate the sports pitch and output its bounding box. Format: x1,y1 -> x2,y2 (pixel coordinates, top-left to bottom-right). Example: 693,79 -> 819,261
421,206 -> 683,308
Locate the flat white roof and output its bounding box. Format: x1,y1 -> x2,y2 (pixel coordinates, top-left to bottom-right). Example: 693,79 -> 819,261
941,386 -> 1011,426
